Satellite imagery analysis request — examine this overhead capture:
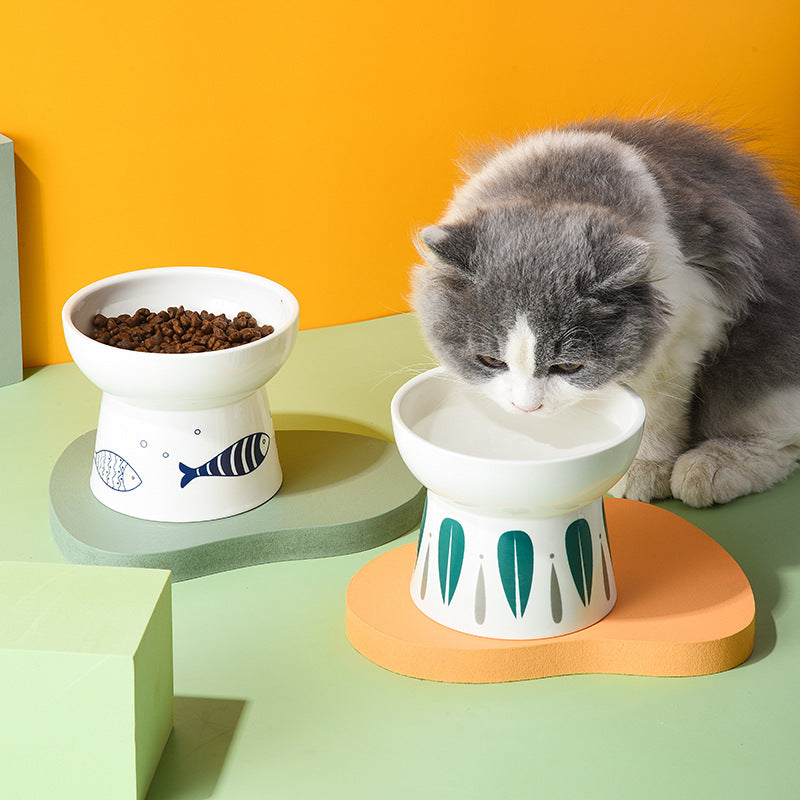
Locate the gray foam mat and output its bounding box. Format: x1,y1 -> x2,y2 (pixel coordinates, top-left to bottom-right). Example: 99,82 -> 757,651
50,429 -> 424,581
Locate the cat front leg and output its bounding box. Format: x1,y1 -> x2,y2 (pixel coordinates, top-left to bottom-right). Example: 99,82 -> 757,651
610,262 -> 730,503
608,374 -> 694,502
611,458 -> 674,502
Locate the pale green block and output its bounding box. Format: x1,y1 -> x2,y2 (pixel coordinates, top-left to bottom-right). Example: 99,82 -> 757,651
0,134 -> 21,387
0,562 -> 173,800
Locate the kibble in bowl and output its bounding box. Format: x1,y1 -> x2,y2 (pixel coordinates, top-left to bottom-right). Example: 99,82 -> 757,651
90,306 -> 275,353
62,266 -> 299,410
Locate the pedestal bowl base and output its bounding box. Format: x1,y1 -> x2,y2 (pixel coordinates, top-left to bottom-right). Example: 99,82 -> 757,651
346,498 -> 755,683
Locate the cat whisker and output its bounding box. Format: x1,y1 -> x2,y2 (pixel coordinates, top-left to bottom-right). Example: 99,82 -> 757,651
371,360 -> 439,389
650,378 -> 703,403
649,387 -> 703,404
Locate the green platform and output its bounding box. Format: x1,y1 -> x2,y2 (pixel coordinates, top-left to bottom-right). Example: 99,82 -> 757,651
50,428 -> 424,581
1,314 -> 799,799
0,562 -> 172,800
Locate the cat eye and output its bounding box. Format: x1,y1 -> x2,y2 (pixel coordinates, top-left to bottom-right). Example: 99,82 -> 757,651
476,354 -> 508,369
551,362 -> 583,374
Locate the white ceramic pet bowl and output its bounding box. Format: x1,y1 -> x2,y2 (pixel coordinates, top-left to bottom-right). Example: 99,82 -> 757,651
391,367 -> 645,639
63,266 -> 299,522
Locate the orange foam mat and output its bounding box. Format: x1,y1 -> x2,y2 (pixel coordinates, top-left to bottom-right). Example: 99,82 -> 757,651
346,498 -> 755,683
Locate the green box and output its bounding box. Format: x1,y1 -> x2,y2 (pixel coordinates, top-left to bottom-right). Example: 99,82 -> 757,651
0,134 -> 21,387
0,562 -> 173,799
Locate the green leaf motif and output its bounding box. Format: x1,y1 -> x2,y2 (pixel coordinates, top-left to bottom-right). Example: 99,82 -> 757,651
566,518 -> 593,606
600,499 -> 610,600
601,541 -> 610,601
497,530 -> 534,618
438,517 -> 465,605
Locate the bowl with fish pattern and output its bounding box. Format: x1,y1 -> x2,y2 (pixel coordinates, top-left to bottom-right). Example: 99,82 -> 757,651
391,367 -> 645,639
63,266 -> 299,522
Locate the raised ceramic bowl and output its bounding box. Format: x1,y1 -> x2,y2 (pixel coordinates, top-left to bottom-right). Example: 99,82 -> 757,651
62,266 -> 299,522
391,367 -> 645,639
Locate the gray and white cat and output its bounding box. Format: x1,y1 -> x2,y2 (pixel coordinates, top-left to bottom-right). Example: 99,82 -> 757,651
412,116 -> 800,507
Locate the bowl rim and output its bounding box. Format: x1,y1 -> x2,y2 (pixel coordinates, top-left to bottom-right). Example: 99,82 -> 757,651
390,366 -> 646,467
61,266 -> 300,360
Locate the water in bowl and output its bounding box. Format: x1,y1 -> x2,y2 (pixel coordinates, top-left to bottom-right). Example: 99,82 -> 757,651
412,385 -> 625,461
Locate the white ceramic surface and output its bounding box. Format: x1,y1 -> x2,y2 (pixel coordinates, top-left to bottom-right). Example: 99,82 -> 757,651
412,493 -> 615,639
391,368 -> 644,519
391,367 -> 645,639
62,267 -> 299,522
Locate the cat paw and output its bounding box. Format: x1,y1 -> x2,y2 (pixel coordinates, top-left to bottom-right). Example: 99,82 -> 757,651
669,440 -> 799,507
670,446 -> 746,507
609,458 -> 674,503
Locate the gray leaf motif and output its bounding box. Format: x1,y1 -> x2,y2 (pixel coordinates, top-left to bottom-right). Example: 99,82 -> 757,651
550,561 -> 562,624
420,544 -> 430,601
474,561 -> 486,625
416,495 -> 428,558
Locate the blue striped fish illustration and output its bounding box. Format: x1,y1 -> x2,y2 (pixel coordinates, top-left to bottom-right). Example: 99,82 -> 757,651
94,450 -> 143,492
178,432 -> 270,488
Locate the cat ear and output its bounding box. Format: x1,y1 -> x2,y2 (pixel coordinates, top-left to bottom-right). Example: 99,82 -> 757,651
605,234 -> 650,288
589,224 -> 651,289
418,224 -> 477,272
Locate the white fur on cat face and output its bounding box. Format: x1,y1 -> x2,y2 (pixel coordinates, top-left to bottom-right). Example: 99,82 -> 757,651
482,314 -> 587,415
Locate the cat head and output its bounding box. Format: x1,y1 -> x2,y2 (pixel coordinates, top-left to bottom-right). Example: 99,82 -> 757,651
412,203 -> 668,414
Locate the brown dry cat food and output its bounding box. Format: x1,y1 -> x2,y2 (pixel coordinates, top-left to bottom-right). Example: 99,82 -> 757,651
90,306 -> 274,353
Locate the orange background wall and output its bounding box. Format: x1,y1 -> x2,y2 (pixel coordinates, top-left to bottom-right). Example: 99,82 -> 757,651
2,0 -> 799,367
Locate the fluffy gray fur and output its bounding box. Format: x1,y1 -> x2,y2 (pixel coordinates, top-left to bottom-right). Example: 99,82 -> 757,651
412,116 -> 800,506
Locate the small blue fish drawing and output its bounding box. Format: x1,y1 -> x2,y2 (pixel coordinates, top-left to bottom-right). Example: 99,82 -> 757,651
94,450 -> 143,492
178,432 -> 270,488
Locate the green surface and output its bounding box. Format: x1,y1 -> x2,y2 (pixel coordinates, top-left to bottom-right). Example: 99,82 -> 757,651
0,562 -> 173,800
50,429 -> 423,581
1,313 -> 799,798
0,134 -> 21,387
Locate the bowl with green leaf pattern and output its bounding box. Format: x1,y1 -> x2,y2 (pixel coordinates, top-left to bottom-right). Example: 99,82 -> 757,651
390,367 -> 645,639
